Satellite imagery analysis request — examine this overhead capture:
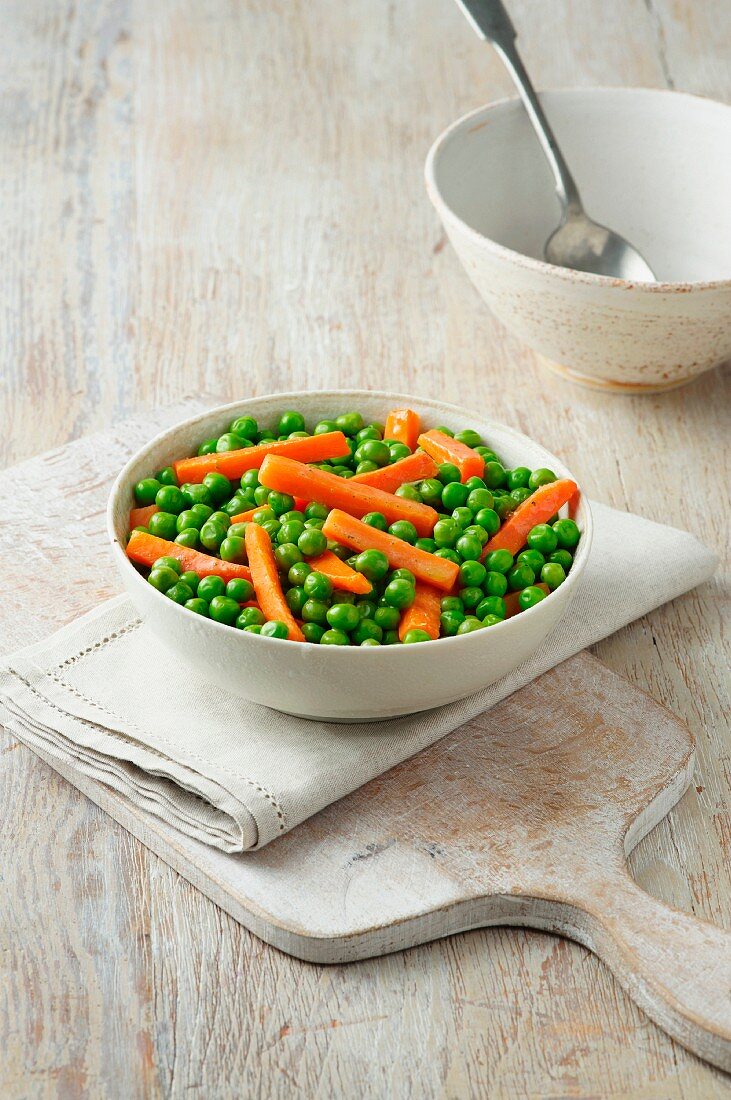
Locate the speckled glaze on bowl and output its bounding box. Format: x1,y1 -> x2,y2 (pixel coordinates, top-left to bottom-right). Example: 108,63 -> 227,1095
426,88 -> 731,392
108,392 -> 592,720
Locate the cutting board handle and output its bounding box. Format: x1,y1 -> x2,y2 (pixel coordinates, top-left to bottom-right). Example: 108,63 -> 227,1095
585,866 -> 731,1071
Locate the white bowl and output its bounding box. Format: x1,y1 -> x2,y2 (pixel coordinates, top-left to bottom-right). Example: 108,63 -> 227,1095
108,392 -> 592,720
426,88 -> 731,393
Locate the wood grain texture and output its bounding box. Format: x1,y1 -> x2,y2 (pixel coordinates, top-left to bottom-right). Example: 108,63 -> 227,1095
0,0 -> 729,1096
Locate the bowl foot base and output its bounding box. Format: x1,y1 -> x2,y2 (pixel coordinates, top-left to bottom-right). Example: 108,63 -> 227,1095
537,356 -> 697,394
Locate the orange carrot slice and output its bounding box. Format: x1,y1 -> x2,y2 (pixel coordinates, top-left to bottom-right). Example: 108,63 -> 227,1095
481,479 -> 579,558
398,582 -> 442,641
322,510 -> 459,591
351,450 -> 437,491
503,583 -> 550,619
126,530 -> 252,582
568,487 -> 581,520
244,523 -> 304,641
229,507 -> 259,525
173,431 -> 349,484
384,408 -> 421,451
293,496 -> 309,514
259,455 -> 438,538
306,550 -> 372,595
417,429 -> 484,483
129,504 -> 158,529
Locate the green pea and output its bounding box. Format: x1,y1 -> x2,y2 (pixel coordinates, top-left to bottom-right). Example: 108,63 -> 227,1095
313,419 -> 338,435
511,487 -> 532,505
541,562 -> 566,590
459,586 -> 484,610
335,411 -> 364,436
507,563 -> 535,591
452,507 -> 473,529
134,478 -> 161,505
284,586 -> 305,616
226,577 -> 254,602
302,622 -> 325,643
356,425 -> 382,443
220,535 -> 247,562
381,629 -> 401,645
441,596 -> 464,613
374,605 -> 400,630
228,523 -> 248,539
390,568 -> 415,584
454,428 -> 482,448
208,595 -> 240,624
352,618 -> 382,644
435,547 -> 461,565
440,610 -> 464,636
267,491 -> 294,517
419,478 -> 443,506
553,518 -> 581,549
433,518 -> 459,548
203,472 -> 232,503
383,578 -> 415,609
467,488 -> 494,513
152,555 -> 182,574
327,540 -> 350,560
484,549 -> 514,574
463,525 -> 489,546
456,534 -> 482,561
548,549 -> 573,571
230,416 -> 258,440
474,508 -> 500,536
519,585 -> 548,610
483,571 -> 508,598
356,439 -> 390,467
437,462 -> 462,486
527,523 -> 558,554
476,595 -> 507,620
243,624 -> 261,634
259,620 -> 288,639
326,603 -> 360,632
483,462 -> 507,489
240,469 -> 260,490
273,544 -> 302,574
320,629 -> 350,645
482,614 -> 503,627
517,549 -> 546,574
216,432 -> 246,453
198,439 -> 218,456
506,467 -> 531,491
190,502 -> 214,520
464,476 -> 486,491
279,510 -> 305,525
261,520 -> 281,540
176,509 -> 204,533
362,511 -> 387,531
360,638 -> 381,646
303,571 -> 333,601
288,561 -> 312,586
457,617 -> 484,635
354,549 -> 389,582
355,599 -> 377,620
179,571 -> 199,593
148,567 -> 180,593
197,575 -> 226,602
182,484 -> 214,508
386,442 -> 410,464
414,537 -> 437,553
493,495 -> 516,520
166,581 -> 194,605
175,529 -> 199,549
528,467 -> 557,492
441,481 -> 470,510
295,528 -> 326,558
459,560 -> 486,587
332,466 -> 355,478
237,606 -> 265,628
277,410 -> 306,435
388,520 -> 418,544
199,521 -> 227,551
184,598 -> 209,616
403,628 -> 431,644
355,460 -> 378,475
155,466 -> 178,486
395,484 -> 423,503
209,510 -> 231,529
304,502 -> 328,521
148,512 -> 178,540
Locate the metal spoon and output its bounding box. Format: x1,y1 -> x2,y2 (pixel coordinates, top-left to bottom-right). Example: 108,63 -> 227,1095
455,0 -> 656,281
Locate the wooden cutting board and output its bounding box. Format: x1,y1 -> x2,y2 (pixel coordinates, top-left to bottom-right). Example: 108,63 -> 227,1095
1,402 -> 729,1073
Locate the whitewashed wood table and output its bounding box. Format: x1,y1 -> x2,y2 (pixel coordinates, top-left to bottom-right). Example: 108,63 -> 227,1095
1,1 -> 729,1096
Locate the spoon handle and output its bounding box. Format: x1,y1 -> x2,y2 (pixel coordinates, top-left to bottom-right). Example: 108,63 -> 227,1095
455,0 -> 582,214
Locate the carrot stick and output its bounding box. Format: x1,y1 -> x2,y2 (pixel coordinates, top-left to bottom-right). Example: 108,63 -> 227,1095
293,496 -> 309,514
129,504 -> 158,529
259,455 -> 439,537
229,507 -> 259,524
503,583 -> 550,619
244,523 -> 305,641
351,450 -> 437,491
568,487 -> 581,520
384,408 -> 421,451
126,530 -> 252,582
398,582 -> 442,641
306,550 -> 373,595
481,479 -> 579,558
173,431 -> 349,484
321,510 -> 459,591
417,429 -> 484,483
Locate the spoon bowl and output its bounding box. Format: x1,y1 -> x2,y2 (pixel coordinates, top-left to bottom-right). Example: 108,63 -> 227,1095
544,212 -> 656,281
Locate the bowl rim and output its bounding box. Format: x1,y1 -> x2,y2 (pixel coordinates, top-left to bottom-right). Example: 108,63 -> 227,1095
425,85 -> 731,294
108,389 -> 593,657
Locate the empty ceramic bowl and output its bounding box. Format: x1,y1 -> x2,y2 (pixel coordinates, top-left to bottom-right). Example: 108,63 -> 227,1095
108,391 -> 592,720
426,88 -> 731,392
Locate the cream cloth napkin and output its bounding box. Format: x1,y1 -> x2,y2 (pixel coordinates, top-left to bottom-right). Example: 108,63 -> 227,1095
0,503 -> 716,852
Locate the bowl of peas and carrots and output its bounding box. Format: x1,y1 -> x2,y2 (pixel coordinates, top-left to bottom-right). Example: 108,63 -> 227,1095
109,392 -> 592,720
